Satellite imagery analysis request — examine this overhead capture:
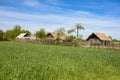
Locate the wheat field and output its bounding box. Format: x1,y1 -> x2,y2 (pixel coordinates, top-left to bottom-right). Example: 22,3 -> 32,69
0,42 -> 120,80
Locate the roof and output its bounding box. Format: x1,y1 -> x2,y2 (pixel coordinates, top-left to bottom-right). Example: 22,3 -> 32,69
47,32 -> 67,40
16,33 -> 27,38
87,32 -> 111,41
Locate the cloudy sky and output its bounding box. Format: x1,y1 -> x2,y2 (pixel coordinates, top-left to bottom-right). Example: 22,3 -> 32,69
0,0 -> 120,39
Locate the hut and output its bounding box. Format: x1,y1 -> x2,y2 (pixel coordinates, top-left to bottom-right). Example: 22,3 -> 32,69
86,32 -> 111,46
47,32 -> 67,40
16,33 -> 29,39
16,33 -> 36,42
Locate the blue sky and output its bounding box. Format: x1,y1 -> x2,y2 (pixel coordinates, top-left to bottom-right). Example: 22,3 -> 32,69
0,0 -> 120,39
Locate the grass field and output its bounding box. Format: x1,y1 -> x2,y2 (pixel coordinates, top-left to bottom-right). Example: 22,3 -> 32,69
0,42 -> 120,80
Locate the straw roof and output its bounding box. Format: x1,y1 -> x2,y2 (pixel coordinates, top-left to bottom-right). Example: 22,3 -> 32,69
47,32 -> 67,40
87,32 -> 111,41
16,33 -> 27,38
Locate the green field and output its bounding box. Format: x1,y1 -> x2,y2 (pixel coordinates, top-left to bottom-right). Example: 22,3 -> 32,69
0,42 -> 120,80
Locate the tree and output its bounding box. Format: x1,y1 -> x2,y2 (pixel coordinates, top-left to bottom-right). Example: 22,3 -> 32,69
22,30 -> 31,36
108,36 -> 112,40
77,34 -> 83,40
35,28 -> 46,38
12,25 -> 22,39
67,35 -> 76,42
67,23 -> 85,38
55,27 -> 65,41
3,30 -> 13,41
0,29 -> 3,41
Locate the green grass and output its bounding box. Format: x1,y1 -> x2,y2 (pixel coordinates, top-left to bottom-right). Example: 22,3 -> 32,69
0,42 -> 120,80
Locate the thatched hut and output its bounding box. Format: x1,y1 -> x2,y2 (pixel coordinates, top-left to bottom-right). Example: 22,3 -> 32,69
16,33 -> 36,42
47,32 -> 67,41
86,32 -> 111,46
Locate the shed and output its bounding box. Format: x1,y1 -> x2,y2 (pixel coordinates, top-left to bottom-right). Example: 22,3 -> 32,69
86,32 -> 111,46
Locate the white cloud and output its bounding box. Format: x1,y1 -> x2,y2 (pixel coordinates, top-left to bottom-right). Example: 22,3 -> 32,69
0,10 -> 120,39
23,0 -> 40,6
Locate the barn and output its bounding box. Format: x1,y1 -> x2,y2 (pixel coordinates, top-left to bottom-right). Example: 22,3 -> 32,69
86,32 -> 111,46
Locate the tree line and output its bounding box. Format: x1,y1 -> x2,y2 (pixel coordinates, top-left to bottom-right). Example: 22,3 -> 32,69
0,25 -> 31,41
0,24 -> 85,41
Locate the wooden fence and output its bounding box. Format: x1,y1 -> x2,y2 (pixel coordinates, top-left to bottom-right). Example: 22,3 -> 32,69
16,38 -> 120,50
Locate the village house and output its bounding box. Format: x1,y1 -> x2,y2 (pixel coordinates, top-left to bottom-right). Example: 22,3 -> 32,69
47,32 -> 67,41
16,33 -> 36,42
86,32 -> 111,46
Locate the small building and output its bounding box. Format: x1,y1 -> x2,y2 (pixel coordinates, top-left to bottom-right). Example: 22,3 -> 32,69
16,33 -> 36,42
86,32 -> 111,46
47,32 -> 67,41
16,33 -> 29,39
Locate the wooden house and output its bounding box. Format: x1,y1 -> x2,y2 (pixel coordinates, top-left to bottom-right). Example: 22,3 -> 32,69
86,32 -> 111,46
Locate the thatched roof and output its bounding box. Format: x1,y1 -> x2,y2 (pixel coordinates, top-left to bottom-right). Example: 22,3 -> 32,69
16,33 -> 27,39
87,32 -> 111,41
47,32 -> 67,40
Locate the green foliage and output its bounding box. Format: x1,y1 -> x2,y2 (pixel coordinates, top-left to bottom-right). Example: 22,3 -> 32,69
67,23 -> 85,38
12,25 -> 22,39
1,25 -> 32,41
108,36 -> 112,40
3,30 -> 13,41
55,27 -> 65,40
113,39 -> 120,42
35,28 -> 46,38
55,27 -> 65,36
22,30 -> 31,36
0,29 -> 3,41
0,42 -> 120,80
67,29 -> 75,34
67,35 -> 76,41
77,34 -> 83,40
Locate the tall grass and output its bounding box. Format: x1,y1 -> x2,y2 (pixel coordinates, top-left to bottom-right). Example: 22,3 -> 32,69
0,42 -> 120,80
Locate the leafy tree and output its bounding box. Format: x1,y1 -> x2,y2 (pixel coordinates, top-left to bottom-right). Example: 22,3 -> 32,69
113,39 -> 120,42
3,30 -> 13,41
67,23 -> 85,38
77,34 -> 83,40
22,30 -> 31,36
35,28 -> 46,38
12,25 -> 22,39
0,29 -> 3,41
108,36 -> 112,40
55,27 -> 65,40
67,35 -> 76,42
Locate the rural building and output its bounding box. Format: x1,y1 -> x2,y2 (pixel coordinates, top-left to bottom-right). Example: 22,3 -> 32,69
16,33 -> 36,42
47,32 -> 67,40
86,32 -> 111,46
16,33 -> 29,39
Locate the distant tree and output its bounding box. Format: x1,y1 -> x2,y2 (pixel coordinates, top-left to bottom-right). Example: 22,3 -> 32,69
12,25 -> 22,39
67,35 -> 76,42
3,30 -> 13,41
77,34 -> 83,40
67,23 -> 85,38
35,28 -> 46,38
113,39 -> 120,42
0,29 -> 3,41
55,27 -> 65,41
108,36 -> 112,40
22,30 -> 31,36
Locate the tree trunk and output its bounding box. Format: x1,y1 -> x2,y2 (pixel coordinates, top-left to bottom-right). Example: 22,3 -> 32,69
77,28 -> 79,38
